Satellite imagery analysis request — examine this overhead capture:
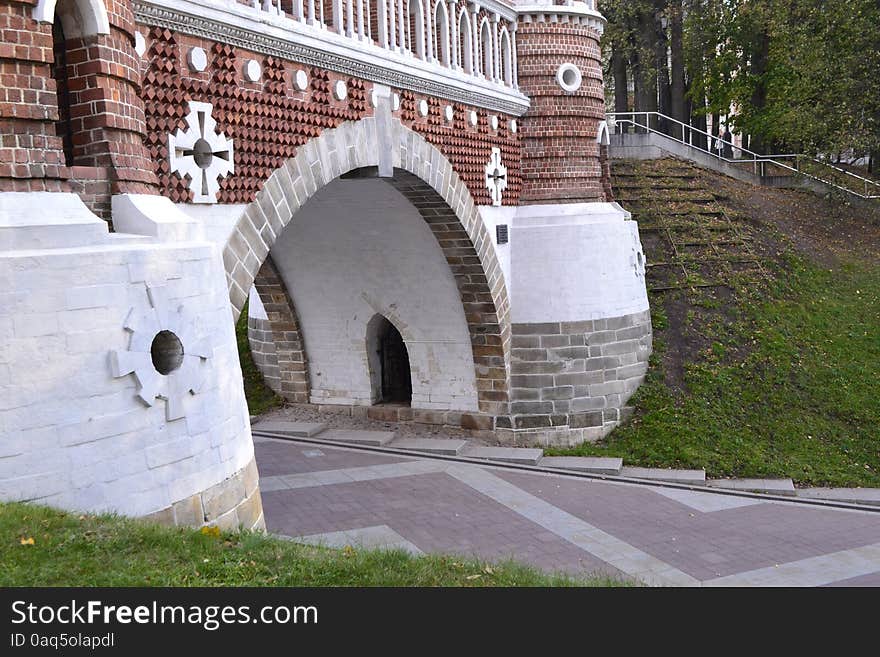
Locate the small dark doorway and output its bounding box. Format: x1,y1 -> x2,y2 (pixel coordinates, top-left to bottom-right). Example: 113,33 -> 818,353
51,18 -> 74,166
366,315 -> 412,404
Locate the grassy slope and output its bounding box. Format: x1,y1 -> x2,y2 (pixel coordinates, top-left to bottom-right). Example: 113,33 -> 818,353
549,168 -> 880,487
236,301 -> 283,417
0,503 -> 622,587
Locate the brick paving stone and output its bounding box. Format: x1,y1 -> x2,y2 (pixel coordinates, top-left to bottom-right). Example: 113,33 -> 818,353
255,440 -> 880,585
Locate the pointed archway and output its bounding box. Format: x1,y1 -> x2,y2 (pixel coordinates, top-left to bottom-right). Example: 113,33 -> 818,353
223,117 -> 510,419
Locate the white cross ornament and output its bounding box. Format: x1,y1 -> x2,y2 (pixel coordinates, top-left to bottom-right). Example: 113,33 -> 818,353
168,101 -> 234,203
485,147 -> 508,207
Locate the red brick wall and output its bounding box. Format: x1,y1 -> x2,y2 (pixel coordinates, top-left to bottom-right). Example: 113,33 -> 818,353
516,20 -> 607,204
0,0 -> 68,192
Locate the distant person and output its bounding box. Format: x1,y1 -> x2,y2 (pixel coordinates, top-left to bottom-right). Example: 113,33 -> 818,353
722,127 -> 734,159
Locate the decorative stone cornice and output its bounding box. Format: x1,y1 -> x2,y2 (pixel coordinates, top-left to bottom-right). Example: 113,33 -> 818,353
133,0 -> 530,116
515,4 -> 606,34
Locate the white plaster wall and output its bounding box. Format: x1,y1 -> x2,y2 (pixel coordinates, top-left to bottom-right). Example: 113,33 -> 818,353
510,203 -> 650,322
176,203 -> 246,248
476,205 -> 514,288
0,195 -> 254,517
268,178 -> 479,411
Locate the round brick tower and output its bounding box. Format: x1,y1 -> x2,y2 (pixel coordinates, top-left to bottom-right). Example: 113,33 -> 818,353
515,1 -> 608,203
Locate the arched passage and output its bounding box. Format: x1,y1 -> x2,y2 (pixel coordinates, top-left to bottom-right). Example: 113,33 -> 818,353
223,117 -> 511,419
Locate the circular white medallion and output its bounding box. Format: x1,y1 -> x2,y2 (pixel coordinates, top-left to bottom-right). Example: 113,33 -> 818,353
245,59 -> 262,82
489,115 -> 499,130
392,93 -> 401,111
294,69 -> 309,91
444,105 -> 454,122
509,119 -> 518,134
556,63 -> 583,93
469,110 -> 478,127
334,80 -> 348,101
187,47 -> 208,73
418,99 -> 429,117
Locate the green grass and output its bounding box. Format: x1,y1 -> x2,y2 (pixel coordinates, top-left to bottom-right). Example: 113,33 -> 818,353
0,503 -> 624,587
549,254 -> 880,487
236,301 -> 282,416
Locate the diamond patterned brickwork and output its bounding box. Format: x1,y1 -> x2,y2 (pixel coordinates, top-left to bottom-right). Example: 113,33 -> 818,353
139,27 -> 519,206
142,28 -> 369,204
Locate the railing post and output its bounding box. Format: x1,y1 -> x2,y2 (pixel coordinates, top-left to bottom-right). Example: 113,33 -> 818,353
510,19 -> 518,88
307,0 -> 316,25
469,1 -> 479,76
377,0 -> 389,48
345,0 -> 354,36
357,0 -> 365,39
447,0 -> 459,70
397,0 -> 406,53
425,0 -> 435,62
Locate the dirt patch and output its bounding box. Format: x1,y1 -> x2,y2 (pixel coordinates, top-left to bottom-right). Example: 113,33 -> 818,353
706,170 -> 880,267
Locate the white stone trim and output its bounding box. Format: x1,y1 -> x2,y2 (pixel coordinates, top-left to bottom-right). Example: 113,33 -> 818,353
244,59 -> 262,82
294,69 -> 309,91
187,46 -> 208,72
33,0 -> 111,36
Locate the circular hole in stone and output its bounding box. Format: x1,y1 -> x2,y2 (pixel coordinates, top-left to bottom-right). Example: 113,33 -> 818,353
151,330 -> 184,375
192,138 -> 213,169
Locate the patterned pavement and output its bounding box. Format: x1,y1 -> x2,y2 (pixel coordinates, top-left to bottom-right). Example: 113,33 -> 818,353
254,435 -> 880,586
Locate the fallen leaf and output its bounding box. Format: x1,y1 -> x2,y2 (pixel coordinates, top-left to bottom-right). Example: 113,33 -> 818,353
200,526 -> 221,537
20,537 -> 35,546
466,574 -> 481,580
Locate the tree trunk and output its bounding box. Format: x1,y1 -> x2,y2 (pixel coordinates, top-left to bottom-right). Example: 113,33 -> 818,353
669,0 -> 685,140
635,7 -> 658,130
653,1 -> 671,135
611,43 -> 629,121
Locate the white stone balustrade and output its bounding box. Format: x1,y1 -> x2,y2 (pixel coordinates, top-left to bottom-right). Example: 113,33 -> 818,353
240,0 -> 519,87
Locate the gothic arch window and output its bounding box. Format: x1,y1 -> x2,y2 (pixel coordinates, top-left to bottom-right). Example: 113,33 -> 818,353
479,18 -> 492,80
499,27 -> 513,87
458,9 -> 472,74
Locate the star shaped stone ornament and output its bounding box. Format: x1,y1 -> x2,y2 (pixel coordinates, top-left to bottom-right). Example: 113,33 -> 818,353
168,101 -> 234,203
110,283 -> 213,421
485,147 -> 508,207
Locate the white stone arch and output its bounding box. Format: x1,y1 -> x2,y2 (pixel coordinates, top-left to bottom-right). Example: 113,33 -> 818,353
596,120 -> 610,146
222,117 -> 512,416
33,0 -> 110,38
458,8 -> 473,74
433,0 -> 451,66
499,26 -> 513,87
479,17 -> 492,79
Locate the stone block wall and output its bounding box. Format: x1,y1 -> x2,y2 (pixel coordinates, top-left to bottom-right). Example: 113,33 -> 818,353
502,309 -> 651,445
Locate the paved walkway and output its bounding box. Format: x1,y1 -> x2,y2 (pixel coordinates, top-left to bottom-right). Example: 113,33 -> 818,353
254,434 -> 880,586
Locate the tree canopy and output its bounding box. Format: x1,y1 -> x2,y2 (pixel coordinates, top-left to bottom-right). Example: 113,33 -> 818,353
603,0 -> 880,164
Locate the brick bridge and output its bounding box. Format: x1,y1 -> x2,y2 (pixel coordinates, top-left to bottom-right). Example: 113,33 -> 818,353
0,0 -> 650,526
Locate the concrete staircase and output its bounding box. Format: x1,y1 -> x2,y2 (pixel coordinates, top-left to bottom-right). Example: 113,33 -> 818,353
249,419 -> 809,496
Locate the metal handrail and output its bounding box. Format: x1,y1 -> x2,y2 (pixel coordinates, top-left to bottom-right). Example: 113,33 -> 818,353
607,111 -> 880,200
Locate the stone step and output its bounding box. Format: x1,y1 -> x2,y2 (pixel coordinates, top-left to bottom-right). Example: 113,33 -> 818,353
320,429 -> 396,446
619,466 -> 707,485
540,456 -> 623,475
460,446 -> 544,466
706,478 -> 796,496
795,488 -> 880,506
388,438 -> 468,456
251,420 -> 327,438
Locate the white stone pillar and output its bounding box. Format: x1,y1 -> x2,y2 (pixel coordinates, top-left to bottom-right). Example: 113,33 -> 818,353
510,20 -> 518,88
447,0 -> 458,70
492,13 -> 501,83
469,1 -> 480,77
